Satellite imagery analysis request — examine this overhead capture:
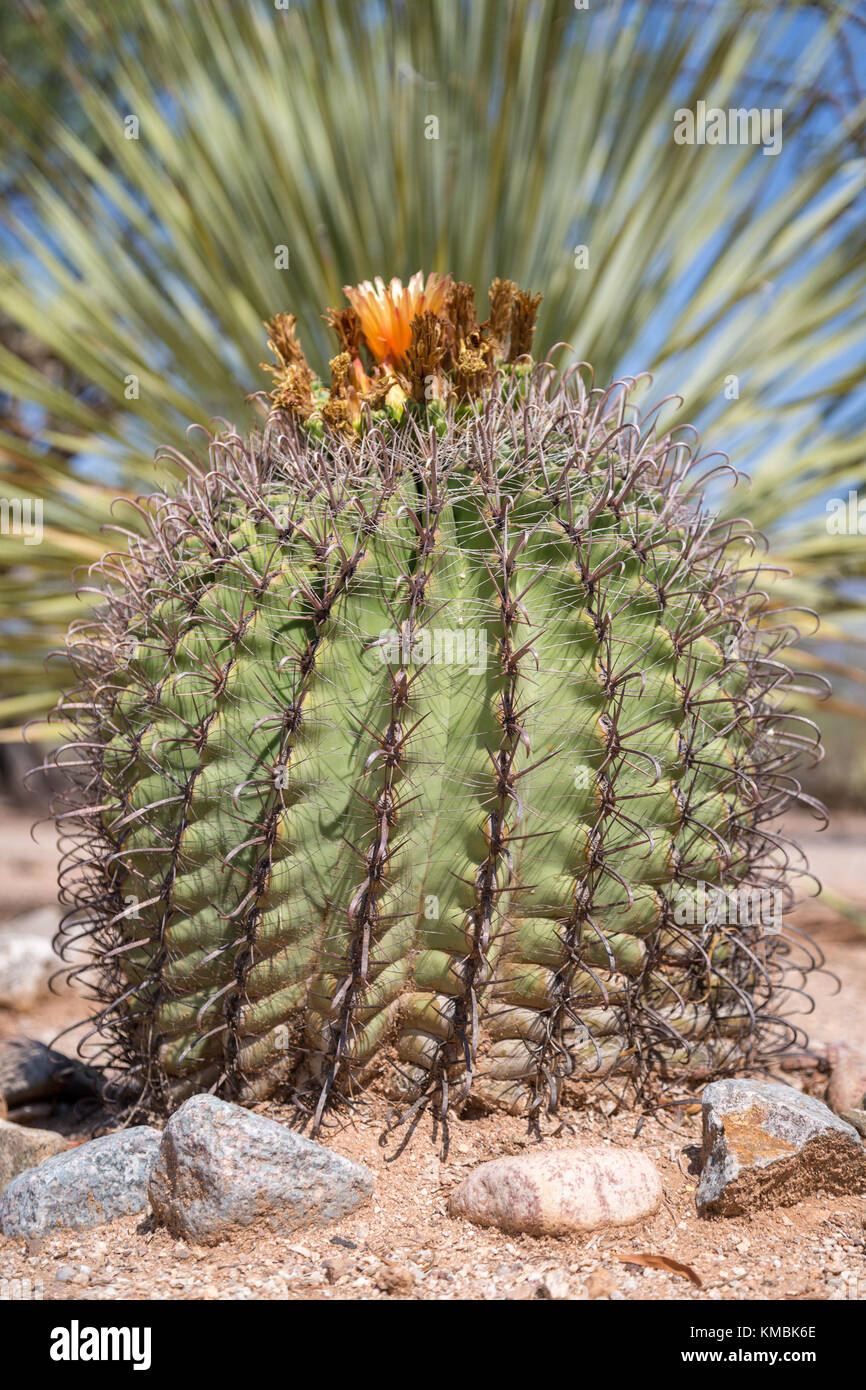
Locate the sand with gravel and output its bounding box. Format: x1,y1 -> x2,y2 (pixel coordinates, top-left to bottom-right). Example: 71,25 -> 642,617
0,804 -> 864,1302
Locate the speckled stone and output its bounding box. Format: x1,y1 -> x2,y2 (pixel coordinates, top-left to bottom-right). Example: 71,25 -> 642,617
696,1078 -> 866,1216
0,1127 -> 161,1238
147,1095 -> 374,1245
448,1146 -> 663,1235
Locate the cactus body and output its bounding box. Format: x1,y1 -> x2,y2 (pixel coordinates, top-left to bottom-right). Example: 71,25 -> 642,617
55,283 -> 822,1122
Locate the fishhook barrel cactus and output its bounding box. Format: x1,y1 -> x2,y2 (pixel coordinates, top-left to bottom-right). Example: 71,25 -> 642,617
53,273 -> 824,1125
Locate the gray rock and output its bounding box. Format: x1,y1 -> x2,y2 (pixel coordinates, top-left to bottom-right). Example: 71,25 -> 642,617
0,1118 -> 67,1193
696,1078 -> 866,1216
147,1095 -> 374,1245
448,1145 -> 663,1235
0,1039 -> 102,1111
0,1127 -> 160,1238
0,935 -> 58,1010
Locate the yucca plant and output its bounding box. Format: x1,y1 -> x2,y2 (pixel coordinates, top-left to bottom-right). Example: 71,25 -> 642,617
1,0 -> 865,749
53,275 -> 824,1124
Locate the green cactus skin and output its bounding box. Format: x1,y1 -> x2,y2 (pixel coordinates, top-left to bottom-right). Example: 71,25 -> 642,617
54,368 -> 824,1123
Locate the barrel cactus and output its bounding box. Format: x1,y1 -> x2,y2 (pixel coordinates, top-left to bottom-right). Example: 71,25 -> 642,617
53,273 -> 824,1126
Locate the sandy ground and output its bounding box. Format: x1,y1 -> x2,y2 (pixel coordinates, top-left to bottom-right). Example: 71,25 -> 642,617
0,802 -> 864,1302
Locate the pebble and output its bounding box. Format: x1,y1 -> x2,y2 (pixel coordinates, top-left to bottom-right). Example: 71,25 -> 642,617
696,1078 -> 866,1216
507,1279 -> 541,1300
448,1145 -> 662,1236
0,1126 -> 161,1238
539,1268 -> 571,1300
147,1095 -> 374,1246
374,1261 -> 416,1295
324,1255 -> 352,1284
585,1268 -> 618,1300
0,1117 -> 67,1193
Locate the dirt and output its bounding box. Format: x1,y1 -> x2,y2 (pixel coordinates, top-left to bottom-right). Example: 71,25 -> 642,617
0,802 -> 864,1302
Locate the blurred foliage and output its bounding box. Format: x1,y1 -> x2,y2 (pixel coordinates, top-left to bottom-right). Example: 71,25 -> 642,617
0,0 -> 864,745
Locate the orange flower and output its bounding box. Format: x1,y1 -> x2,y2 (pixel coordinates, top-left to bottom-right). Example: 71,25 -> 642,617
343,271 -> 451,367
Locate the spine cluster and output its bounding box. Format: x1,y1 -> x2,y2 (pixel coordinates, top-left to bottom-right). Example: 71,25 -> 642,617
51,363 -> 826,1125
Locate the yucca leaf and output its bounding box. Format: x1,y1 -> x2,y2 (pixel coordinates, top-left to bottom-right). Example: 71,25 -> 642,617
0,0 -> 864,735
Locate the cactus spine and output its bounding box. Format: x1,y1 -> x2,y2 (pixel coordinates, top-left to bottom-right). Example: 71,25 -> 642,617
53,275 -> 823,1124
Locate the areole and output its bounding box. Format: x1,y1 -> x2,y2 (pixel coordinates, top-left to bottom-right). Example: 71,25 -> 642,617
51,273 -> 824,1129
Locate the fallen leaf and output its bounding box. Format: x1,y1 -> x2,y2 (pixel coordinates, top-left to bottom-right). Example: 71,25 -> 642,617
613,1252 -> 702,1287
